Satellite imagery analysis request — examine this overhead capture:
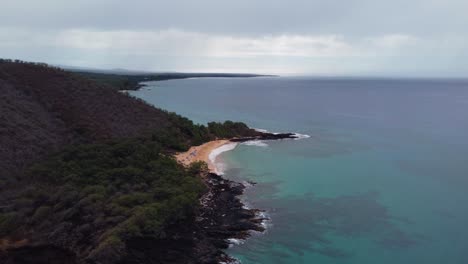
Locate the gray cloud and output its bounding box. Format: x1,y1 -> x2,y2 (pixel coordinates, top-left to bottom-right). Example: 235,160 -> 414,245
3,0 -> 467,35
1,0 -> 467,76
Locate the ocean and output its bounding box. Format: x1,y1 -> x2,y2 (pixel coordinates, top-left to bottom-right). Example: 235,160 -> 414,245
129,77 -> 468,264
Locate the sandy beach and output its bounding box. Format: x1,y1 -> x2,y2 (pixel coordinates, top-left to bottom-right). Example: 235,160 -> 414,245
175,139 -> 231,173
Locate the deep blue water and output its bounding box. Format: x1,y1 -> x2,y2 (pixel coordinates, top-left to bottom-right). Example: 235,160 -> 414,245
130,77 -> 468,264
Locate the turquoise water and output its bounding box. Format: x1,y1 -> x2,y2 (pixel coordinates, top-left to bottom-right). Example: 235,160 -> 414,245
130,77 -> 468,264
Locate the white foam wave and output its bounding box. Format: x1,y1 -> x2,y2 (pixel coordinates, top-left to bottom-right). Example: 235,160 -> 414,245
220,259 -> 242,264
241,181 -> 253,188
241,199 -> 252,209
254,210 -> 272,230
293,132 -> 311,140
242,140 -> 269,147
253,128 -> 269,133
227,238 -> 245,246
208,142 -> 238,175
240,198 -> 272,231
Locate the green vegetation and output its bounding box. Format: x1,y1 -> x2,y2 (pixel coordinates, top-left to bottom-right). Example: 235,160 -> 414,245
75,71 -> 137,90
0,59 -> 264,262
207,120 -> 255,138
0,109 -> 257,261
153,112 -> 258,151
1,139 -> 205,261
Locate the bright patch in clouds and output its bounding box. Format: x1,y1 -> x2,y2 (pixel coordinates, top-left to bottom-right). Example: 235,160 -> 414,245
1,0 -> 467,76
51,29 -> 416,58
0,27 -> 465,76
368,34 -> 418,48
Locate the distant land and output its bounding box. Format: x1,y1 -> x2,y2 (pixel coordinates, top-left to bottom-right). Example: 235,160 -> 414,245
66,66 -> 275,91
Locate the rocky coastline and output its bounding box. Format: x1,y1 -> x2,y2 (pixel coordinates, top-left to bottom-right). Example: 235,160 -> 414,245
123,132 -> 301,264
187,132 -> 300,263
1,133 -> 298,264
115,173 -> 265,264
231,132 -> 298,142
195,173 -> 264,263
1,173 -> 265,264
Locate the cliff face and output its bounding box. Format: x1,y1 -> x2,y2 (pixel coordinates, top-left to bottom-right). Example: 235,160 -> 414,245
0,61 -> 174,180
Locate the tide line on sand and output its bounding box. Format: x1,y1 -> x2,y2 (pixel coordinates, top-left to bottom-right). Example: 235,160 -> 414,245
175,139 -> 237,174
175,132 -> 310,253
175,130 -> 311,174
208,142 -> 238,174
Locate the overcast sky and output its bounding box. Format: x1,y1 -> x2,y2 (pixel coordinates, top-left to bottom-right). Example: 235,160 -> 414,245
1,0 -> 467,76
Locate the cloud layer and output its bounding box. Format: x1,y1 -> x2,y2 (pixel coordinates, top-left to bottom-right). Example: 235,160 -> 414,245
1,0 -> 467,76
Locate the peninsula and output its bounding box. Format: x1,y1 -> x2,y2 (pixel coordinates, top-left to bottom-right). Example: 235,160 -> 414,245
73,69 -> 275,91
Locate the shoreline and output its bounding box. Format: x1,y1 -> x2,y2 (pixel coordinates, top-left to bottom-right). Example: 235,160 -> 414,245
175,131 -> 306,174
174,132 -> 305,263
175,139 -> 234,174
194,172 -> 267,263
174,139 -> 267,263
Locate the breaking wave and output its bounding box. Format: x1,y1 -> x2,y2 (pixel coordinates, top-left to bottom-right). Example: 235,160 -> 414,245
208,142 -> 238,175
242,140 -> 269,147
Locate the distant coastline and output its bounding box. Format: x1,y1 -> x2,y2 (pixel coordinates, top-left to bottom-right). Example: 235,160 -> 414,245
73,70 -> 277,91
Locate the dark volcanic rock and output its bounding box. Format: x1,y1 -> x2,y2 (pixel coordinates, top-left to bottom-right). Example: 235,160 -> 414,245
230,132 -> 298,142
2,172 -> 264,264
1,245 -> 78,264
115,173 -> 266,264
192,173 -> 266,262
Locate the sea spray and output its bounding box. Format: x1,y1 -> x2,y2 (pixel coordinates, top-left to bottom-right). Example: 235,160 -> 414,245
253,128 -> 270,133
293,132 -> 311,140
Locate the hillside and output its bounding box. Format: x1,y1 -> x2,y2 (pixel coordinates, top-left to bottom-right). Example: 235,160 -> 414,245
0,59 -> 261,180
0,60 -> 170,179
0,60 -> 267,264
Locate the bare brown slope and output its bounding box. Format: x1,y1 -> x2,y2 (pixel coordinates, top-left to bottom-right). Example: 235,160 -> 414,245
0,61 -> 172,180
